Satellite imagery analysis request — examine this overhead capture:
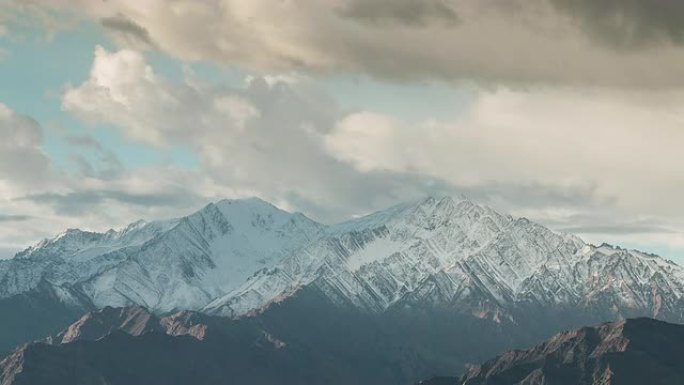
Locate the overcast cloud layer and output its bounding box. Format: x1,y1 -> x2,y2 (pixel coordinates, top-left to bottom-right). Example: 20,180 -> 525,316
15,0 -> 684,87
0,0 -> 683,261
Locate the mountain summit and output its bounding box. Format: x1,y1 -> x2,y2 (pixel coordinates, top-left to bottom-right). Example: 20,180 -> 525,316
205,196 -> 684,322
1,197 -> 323,312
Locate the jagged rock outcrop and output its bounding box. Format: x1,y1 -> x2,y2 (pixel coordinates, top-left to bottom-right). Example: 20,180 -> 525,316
420,318 -> 684,385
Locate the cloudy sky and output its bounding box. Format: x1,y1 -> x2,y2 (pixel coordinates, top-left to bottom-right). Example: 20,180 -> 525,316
1,0 -> 683,261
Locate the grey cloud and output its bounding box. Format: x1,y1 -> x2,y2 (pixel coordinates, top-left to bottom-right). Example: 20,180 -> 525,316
531,208 -> 682,237
20,189 -> 204,216
100,13 -> 155,48
455,183 -> 682,238
342,0 -> 684,47
282,171 -> 460,223
50,45 -> 684,262
0,214 -> 31,222
65,134 -> 124,179
65,134 -> 104,150
560,223 -> 679,235
339,0 -> 459,28
455,181 -> 610,211
0,246 -> 20,260
50,47 -> 647,229
549,0 -> 684,49
58,47 -> 464,223
19,0 -> 684,87
0,104 -> 52,188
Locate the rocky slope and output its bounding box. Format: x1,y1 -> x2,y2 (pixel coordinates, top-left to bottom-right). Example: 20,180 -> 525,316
4,306 -> 684,385
0,305 -> 422,385
419,317 -> 684,385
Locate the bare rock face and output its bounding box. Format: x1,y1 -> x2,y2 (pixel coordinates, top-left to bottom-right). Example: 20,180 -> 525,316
46,306 -> 232,345
420,317 -> 684,385
54,305 -> 161,344
0,305 -> 371,385
3,307 -> 684,385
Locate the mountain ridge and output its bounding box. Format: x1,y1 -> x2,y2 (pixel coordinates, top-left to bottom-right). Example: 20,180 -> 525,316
1,195 -> 683,370
4,304 -> 684,385
3,195 -> 683,320
419,317 -> 684,385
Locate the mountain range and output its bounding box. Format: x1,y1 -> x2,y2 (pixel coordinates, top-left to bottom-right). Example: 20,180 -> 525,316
3,308 -> 684,385
1,196 -> 683,383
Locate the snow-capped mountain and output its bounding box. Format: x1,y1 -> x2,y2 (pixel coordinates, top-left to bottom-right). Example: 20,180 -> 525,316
2,195 -> 684,384
2,195 -> 683,323
204,196 -> 684,322
0,198 -> 323,312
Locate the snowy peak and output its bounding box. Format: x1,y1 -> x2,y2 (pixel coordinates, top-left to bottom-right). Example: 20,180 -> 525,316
15,228 -> 104,260
14,219 -> 178,263
204,196 -> 566,316
2,195 -> 684,324
205,196 -> 684,322
13,197 -> 317,263
76,198 -> 324,312
0,197 -> 324,312
329,195 -> 472,233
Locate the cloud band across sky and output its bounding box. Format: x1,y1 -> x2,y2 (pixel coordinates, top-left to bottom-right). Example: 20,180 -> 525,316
12,0 -> 684,88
